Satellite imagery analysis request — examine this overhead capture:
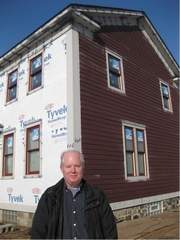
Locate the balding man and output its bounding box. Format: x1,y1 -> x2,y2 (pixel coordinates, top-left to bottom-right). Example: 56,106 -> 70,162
31,149 -> 117,239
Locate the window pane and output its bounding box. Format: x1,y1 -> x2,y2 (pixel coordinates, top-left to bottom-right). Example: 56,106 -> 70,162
163,97 -> 169,109
161,84 -> 169,98
5,135 -> 13,154
31,72 -> 42,90
138,153 -> 145,175
5,155 -> 13,175
109,72 -> 120,89
109,55 -> 120,72
28,151 -> 40,173
125,127 -> 133,151
126,152 -> 134,176
8,86 -> 17,101
28,127 -> 39,150
9,70 -> 17,86
31,55 -> 42,73
136,130 -> 145,152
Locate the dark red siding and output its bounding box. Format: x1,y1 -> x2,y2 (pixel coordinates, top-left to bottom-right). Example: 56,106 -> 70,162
79,26 -> 179,203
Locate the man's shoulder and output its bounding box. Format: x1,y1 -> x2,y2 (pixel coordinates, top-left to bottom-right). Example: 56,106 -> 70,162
84,180 -> 106,199
43,178 -> 64,198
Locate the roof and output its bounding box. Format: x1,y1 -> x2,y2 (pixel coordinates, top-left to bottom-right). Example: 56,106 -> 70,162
0,4 -> 179,79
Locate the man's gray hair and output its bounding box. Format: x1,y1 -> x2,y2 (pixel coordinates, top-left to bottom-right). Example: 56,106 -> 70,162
60,149 -> 85,166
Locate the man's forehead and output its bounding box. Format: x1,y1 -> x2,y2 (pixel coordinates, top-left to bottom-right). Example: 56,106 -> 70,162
64,151 -> 80,158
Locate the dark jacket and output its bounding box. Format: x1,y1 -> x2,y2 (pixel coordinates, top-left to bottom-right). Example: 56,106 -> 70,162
31,178 -> 117,239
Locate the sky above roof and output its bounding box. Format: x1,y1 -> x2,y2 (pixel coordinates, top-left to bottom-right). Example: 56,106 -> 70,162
0,0 -> 179,64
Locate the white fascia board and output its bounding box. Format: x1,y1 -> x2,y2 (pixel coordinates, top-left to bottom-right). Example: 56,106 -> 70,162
73,11 -> 101,30
142,30 -> 175,77
76,7 -> 143,17
144,16 -> 178,68
110,191 -> 179,210
139,17 -> 178,77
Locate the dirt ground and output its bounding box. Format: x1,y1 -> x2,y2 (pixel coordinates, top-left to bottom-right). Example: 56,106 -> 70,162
117,208 -> 179,239
0,208 -> 179,239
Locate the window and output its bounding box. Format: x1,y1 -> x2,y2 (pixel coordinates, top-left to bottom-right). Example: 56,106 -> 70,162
122,122 -> 149,180
29,54 -> 42,91
6,69 -> 18,102
160,82 -> 172,112
26,125 -> 40,175
106,51 -> 125,93
2,133 -> 14,176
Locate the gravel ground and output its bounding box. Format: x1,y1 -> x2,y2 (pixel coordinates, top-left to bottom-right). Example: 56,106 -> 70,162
0,208 -> 179,239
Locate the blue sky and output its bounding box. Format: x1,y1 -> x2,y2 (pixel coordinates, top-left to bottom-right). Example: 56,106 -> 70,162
0,0 -> 179,64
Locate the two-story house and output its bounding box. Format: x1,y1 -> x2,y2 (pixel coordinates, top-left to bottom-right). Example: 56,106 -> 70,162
0,4 -> 179,226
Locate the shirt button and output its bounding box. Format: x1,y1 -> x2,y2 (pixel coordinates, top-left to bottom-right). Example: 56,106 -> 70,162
73,237 -> 77,240
73,223 -> 77,227
73,210 -> 76,214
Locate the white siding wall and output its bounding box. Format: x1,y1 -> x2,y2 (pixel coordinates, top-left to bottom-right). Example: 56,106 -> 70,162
0,27 -> 81,212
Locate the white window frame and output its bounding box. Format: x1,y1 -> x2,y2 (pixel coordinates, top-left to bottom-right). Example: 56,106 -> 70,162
160,80 -> 173,112
122,121 -> 149,182
24,121 -> 42,178
106,49 -> 125,94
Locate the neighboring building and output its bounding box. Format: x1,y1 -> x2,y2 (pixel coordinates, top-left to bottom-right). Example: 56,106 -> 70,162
0,4 -> 179,226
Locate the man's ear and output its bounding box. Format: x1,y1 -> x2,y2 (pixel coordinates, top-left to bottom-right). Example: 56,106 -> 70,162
60,163 -> 63,171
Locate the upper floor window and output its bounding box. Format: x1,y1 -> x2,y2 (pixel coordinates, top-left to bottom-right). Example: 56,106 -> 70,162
106,51 -> 125,93
160,81 -> 172,112
26,125 -> 40,175
2,133 -> 14,177
6,69 -> 18,102
29,54 -> 42,91
122,122 -> 149,181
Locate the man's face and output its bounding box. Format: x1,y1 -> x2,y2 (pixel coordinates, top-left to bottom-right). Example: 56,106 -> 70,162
61,151 -> 84,188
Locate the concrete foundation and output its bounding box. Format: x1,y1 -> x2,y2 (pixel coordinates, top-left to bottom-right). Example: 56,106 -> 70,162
0,196 -> 179,227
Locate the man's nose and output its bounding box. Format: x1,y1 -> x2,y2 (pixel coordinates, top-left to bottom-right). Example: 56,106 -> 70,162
71,166 -> 76,172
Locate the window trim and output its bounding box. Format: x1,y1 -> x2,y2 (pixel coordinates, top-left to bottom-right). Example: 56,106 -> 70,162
6,68 -> 18,104
160,80 -> 173,112
106,49 -> 125,94
28,52 -> 43,94
25,122 -> 42,177
2,131 -> 15,178
122,121 -> 149,182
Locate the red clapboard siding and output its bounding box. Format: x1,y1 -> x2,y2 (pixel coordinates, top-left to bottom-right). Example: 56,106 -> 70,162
79,26 -> 179,203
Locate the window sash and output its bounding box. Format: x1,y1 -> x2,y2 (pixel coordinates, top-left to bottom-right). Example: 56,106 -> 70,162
160,82 -> 171,111
31,55 -> 42,74
30,72 -> 42,90
29,54 -> 42,91
163,97 -> 170,109
108,55 -> 121,72
109,72 -> 121,89
26,125 -> 40,174
137,153 -> 145,176
7,86 -> 17,101
107,52 -> 124,91
126,152 -> 135,176
27,150 -> 40,174
8,70 -> 18,86
4,155 -> 13,176
124,126 -> 147,177
7,70 -> 17,102
3,134 -> 14,176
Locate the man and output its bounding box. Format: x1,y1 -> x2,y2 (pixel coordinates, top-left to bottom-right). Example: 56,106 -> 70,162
31,149 -> 118,239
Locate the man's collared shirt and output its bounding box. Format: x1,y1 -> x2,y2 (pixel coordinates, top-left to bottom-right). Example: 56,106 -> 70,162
63,183 -> 88,239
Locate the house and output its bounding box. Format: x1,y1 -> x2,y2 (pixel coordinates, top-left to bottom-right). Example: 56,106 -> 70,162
0,4 -> 179,226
